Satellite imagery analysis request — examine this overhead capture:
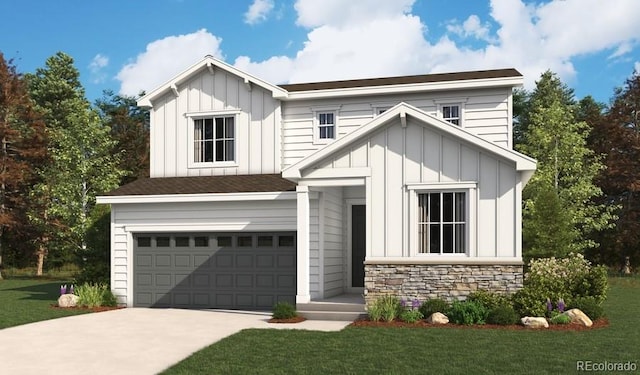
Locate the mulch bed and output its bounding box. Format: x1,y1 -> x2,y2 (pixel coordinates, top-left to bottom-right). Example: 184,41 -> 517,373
50,305 -> 124,313
268,316 -> 307,323
350,318 -> 609,331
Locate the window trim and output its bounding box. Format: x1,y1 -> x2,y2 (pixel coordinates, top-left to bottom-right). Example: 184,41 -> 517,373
407,182 -> 476,257
186,110 -> 240,169
311,106 -> 340,144
435,98 -> 467,127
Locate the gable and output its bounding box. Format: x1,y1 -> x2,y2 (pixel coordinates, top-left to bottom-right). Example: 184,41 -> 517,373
282,103 -> 536,182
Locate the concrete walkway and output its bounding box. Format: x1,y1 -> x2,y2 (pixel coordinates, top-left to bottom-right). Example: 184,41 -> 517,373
0,308 -> 352,375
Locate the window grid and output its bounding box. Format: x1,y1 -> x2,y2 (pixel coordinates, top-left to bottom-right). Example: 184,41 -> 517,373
318,112 -> 335,139
193,116 -> 235,163
418,192 -> 466,254
442,105 -> 460,126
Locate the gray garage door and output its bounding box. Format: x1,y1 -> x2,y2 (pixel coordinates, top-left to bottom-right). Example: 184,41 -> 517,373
133,232 -> 296,310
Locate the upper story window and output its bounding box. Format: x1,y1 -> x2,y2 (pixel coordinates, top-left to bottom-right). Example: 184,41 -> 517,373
318,112 -> 335,140
442,105 -> 460,125
193,116 -> 235,163
417,191 -> 466,254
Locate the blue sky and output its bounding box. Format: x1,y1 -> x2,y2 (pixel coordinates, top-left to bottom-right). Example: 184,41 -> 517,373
2,0 -> 639,104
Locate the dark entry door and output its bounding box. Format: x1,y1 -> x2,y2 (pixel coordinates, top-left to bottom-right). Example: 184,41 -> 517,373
351,205 -> 366,287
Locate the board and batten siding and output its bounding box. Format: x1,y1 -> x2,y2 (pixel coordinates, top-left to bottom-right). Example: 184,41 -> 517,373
320,187 -> 345,298
281,87 -> 513,168
109,199 -> 297,306
307,117 -> 520,260
149,68 -> 281,177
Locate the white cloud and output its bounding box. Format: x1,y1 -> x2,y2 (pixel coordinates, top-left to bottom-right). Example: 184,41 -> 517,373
116,29 -> 223,96
635,61 -> 640,74
88,54 -> 109,84
244,0 -> 275,25
446,15 -> 494,42
294,0 -> 414,28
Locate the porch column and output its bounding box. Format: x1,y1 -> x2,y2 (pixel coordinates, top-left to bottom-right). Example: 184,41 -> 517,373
296,185 -> 311,303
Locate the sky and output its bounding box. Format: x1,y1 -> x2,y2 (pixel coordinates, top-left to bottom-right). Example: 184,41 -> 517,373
1,0 -> 639,105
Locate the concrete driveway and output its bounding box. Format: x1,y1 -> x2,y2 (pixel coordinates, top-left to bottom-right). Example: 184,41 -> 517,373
0,308 -> 351,375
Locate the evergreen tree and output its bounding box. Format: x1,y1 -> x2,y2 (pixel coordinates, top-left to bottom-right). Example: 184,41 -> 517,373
517,71 -> 615,258
0,54 -> 48,278
26,52 -> 124,274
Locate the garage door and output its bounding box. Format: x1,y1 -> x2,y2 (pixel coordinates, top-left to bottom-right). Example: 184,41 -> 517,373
133,232 -> 296,310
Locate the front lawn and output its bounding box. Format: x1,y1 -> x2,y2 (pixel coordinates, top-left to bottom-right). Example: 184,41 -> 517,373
0,278 -> 89,329
163,276 -> 640,374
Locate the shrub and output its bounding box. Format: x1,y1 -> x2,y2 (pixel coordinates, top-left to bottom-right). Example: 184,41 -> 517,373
512,286 -> 547,317
570,296 -> 605,320
467,290 -> 511,311
550,314 -> 571,325
272,302 -> 297,319
368,295 -> 402,322
399,309 -> 424,323
419,298 -> 449,318
487,305 -> 519,325
75,283 -> 117,308
447,301 -> 488,325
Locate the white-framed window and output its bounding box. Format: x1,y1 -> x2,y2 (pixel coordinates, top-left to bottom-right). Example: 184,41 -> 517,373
417,191 -> 466,254
318,112 -> 335,140
371,102 -> 397,117
312,106 -> 340,144
442,104 -> 460,125
186,110 -> 240,167
436,98 -> 467,127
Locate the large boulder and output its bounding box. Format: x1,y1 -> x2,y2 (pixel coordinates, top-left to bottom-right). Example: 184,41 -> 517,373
564,308 -> 593,327
521,316 -> 549,328
57,294 -> 79,308
427,312 -> 449,324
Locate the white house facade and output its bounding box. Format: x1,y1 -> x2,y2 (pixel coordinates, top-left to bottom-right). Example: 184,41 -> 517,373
97,56 -> 536,309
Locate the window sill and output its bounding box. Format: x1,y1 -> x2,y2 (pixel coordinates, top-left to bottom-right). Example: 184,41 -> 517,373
188,162 -> 239,169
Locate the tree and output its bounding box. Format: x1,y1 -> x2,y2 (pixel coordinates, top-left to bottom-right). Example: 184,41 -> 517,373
26,52 -> 124,275
586,72 -> 640,268
0,53 -> 48,279
95,90 -> 150,185
517,71 -> 615,258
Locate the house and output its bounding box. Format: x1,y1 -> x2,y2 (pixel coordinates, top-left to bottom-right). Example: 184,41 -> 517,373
97,56 -> 536,310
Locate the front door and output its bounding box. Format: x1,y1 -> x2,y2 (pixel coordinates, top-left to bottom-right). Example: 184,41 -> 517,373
351,205 -> 366,288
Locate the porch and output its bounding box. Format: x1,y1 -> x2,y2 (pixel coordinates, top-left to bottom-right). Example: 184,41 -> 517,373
297,293 -> 366,321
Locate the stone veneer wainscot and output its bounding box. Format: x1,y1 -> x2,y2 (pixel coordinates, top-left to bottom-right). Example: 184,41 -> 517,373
364,262 -> 523,305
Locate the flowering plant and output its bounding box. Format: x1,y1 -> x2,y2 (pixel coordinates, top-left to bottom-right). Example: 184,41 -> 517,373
399,298 -> 424,323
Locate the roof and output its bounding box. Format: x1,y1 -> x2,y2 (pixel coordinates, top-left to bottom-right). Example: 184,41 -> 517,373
103,174 -> 296,196
279,69 -> 522,92
282,102 -> 536,183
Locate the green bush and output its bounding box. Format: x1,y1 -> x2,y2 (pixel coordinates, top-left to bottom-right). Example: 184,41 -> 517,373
419,298 -> 449,318
399,309 -> 424,323
570,296 -> 605,320
487,305 -> 519,325
75,283 -> 117,308
447,301 -> 488,325
272,302 -> 297,319
550,314 -> 571,325
512,286 -> 547,317
368,295 -> 402,322
467,290 -> 511,311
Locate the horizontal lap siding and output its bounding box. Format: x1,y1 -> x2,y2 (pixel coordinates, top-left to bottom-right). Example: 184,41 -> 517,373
281,88 -> 513,168
150,68 -> 280,177
111,200 -> 297,304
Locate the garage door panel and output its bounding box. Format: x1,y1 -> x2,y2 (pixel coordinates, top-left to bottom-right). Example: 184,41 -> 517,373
134,232 -> 296,310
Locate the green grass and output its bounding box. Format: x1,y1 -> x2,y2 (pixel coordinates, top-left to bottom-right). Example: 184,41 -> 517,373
164,276 -> 640,375
0,277 -> 90,329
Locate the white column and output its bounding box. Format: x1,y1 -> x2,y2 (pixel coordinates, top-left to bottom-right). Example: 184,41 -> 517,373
296,185 -> 311,303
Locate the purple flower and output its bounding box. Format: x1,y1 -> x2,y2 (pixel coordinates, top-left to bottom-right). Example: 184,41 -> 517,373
557,299 -> 565,313
546,298 -> 553,312
412,299 -> 421,309
400,299 -> 407,308
60,285 -> 66,296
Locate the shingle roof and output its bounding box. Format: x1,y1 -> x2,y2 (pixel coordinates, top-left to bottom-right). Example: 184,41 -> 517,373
104,174 -> 297,196
278,68 -> 522,92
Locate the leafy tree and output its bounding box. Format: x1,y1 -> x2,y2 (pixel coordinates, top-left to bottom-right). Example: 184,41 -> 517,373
0,53 -> 48,279
26,52 -> 124,275
517,71 -> 615,258
586,72 -> 640,268
95,90 -> 149,185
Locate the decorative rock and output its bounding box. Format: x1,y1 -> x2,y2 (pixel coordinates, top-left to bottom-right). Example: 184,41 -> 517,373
564,308 -> 593,327
521,316 -> 549,328
57,294 -> 79,308
427,312 -> 449,324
